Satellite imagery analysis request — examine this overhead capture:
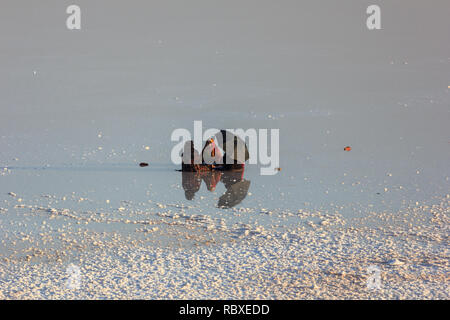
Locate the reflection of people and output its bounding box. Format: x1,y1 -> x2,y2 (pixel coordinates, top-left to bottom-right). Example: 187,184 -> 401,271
201,171 -> 222,191
218,166 -> 250,208
182,171 -> 221,200
182,171 -> 201,200
220,166 -> 244,188
180,131 -> 250,206
180,164 -> 250,208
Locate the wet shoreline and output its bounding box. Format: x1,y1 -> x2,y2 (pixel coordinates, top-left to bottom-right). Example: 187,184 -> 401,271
1,190 -> 448,299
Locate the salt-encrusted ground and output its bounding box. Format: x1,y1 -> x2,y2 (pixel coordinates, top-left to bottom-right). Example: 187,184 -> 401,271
1,0 -> 449,301
0,195 -> 448,299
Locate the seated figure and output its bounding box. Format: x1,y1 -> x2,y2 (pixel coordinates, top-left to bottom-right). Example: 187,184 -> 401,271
181,132 -> 247,172
181,140 -> 202,172
201,138 -> 223,168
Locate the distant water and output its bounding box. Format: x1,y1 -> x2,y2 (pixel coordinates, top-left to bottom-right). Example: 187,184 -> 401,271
0,0 -> 449,247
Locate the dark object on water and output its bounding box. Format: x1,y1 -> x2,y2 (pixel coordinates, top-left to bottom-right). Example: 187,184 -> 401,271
181,140 -> 202,172
181,131 -> 250,172
217,167 -> 248,208
181,171 -> 223,200
139,162 -> 149,167
214,130 -> 250,164
344,146 -> 352,151
218,180 -> 251,209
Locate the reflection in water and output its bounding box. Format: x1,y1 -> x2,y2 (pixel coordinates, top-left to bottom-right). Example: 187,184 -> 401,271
181,171 -> 202,200
181,168 -> 251,208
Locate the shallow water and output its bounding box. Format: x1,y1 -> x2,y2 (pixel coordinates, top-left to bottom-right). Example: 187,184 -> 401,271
0,1 -> 449,299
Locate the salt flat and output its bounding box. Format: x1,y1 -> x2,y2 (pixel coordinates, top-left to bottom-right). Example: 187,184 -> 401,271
0,1 -> 449,299
0,192 -> 448,299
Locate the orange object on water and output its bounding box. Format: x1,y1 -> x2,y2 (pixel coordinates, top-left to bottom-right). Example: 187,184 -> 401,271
344,146 -> 351,151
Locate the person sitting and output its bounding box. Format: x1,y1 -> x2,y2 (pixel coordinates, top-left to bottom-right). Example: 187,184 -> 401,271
201,138 -> 223,168
181,140 -> 202,172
